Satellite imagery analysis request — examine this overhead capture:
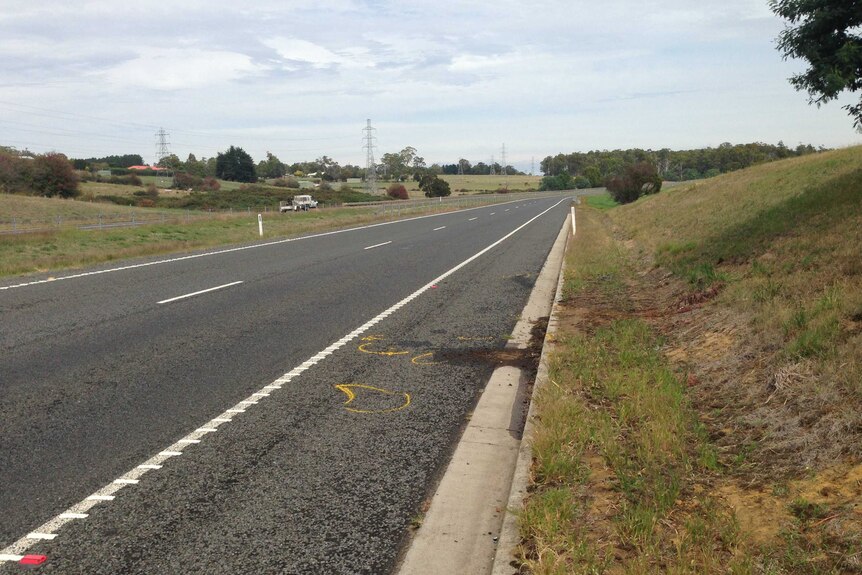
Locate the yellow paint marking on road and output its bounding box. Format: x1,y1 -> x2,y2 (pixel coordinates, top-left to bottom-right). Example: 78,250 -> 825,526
411,352 -> 437,366
456,336 -> 497,342
334,384 -> 411,414
358,335 -> 410,356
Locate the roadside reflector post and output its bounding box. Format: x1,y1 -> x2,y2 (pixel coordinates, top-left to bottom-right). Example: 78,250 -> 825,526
571,205 -> 576,235
258,213 -> 263,237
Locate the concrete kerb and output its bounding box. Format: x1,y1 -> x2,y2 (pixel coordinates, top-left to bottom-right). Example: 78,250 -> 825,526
396,205 -> 573,575
491,212 -> 572,574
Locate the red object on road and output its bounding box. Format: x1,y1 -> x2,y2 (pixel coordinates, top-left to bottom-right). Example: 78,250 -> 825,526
20,555 -> 47,565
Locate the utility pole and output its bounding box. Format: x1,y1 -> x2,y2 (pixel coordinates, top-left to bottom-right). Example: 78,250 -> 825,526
154,128 -> 170,167
363,119 -> 377,195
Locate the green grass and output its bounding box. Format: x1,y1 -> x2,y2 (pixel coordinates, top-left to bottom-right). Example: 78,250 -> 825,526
518,208 -> 742,573
519,148 -> 862,574
584,193 -> 618,210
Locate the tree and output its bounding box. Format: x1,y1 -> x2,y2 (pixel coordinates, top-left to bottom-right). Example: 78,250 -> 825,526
0,150 -> 30,193
538,172 -> 573,191
31,153 -> 79,198
158,154 -> 183,171
216,146 -> 256,182
258,152 -> 286,179
419,175 -> 451,197
771,0 -> 862,129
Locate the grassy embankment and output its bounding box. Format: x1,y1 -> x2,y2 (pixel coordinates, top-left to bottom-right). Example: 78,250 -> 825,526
519,147 -> 862,573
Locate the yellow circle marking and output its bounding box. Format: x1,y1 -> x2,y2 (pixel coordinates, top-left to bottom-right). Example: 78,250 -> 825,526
358,336 -> 410,356
411,352 -> 437,366
334,384 -> 411,414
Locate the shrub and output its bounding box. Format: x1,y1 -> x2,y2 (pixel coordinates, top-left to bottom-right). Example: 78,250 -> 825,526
173,172 -> 202,190
605,162 -> 662,204
318,181 -> 333,192
145,183 -> 159,199
108,174 -> 142,186
31,153 -> 79,198
387,183 -> 409,200
201,177 -> 220,191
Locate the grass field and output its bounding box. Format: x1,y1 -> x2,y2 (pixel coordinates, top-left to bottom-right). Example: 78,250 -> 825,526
518,146 -> 862,573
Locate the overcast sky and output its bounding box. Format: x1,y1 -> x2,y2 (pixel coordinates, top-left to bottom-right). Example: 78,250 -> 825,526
0,0 -> 859,171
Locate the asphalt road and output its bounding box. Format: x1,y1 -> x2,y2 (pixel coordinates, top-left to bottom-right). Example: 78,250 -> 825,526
0,196 -> 571,574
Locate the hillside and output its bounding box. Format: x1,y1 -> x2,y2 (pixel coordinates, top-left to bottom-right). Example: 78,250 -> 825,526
519,147 -> 862,573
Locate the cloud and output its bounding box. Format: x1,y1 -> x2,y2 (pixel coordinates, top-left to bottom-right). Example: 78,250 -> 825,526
96,48 -> 266,91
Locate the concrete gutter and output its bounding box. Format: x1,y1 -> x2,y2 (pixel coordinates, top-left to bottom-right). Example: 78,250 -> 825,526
397,208 -> 572,575
490,213 -> 571,574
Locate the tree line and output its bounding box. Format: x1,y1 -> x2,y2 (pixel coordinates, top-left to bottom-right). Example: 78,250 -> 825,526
541,142 -> 824,186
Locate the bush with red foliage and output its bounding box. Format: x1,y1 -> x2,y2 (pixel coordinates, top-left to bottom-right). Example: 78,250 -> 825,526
387,183 -> 409,200
30,153 -> 79,198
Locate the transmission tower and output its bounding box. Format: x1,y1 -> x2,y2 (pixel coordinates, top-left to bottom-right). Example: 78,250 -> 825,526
363,119 -> 377,195
154,128 -> 170,167
501,143 -> 508,177
531,156 -> 535,176
490,154 -> 496,176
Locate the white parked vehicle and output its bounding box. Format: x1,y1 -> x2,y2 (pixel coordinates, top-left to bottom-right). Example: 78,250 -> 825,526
280,195 -> 319,212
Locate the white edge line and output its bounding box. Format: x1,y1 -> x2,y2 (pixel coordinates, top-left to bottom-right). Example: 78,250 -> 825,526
0,197 -> 571,558
157,281 -> 243,305
433,226 -> 446,231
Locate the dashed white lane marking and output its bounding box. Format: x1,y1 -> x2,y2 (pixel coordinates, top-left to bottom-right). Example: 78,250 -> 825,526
59,513 -> 88,519
490,212 -> 496,215
0,197 -> 571,560
157,281 -> 243,305
364,240 -> 392,250
433,226 -> 446,231
468,217 -> 478,221
25,534 -> 56,541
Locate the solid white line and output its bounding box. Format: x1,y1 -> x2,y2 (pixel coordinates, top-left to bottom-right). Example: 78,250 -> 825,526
433,226 -> 446,231
138,464 -> 162,470
364,240 -> 392,250
468,217 -> 478,221
59,513 -> 88,519
157,281 -> 243,305
0,554 -> 24,562
113,479 -> 139,485
0,197 -> 570,559
26,533 -> 56,540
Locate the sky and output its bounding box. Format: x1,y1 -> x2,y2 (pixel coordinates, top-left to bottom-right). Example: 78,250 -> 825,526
0,0 -> 859,172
